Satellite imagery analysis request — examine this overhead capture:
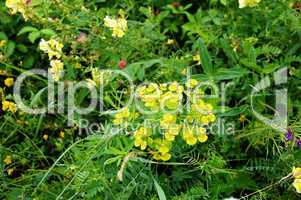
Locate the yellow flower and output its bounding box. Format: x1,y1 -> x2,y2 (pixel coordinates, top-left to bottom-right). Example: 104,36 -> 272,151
160,113 -> 177,129
0,40 -> 7,48
4,155 -> 12,165
239,114 -> 246,123
198,133 -> 208,143
134,127 -> 151,150
50,59 -> 64,81
238,0 -> 261,8
7,168 -> 14,176
193,54 -> 201,64
168,81 -> 179,92
104,15 -> 128,38
166,39 -> 175,45
39,39 -> 63,59
2,101 -> 17,113
293,179 -> 301,193
153,152 -> 171,161
181,68 -> 187,76
183,129 -> 197,145
43,134 -> 48,141
4,77 -> 14,87
113,107 -> 131,125
293,167 -> 301,179
186,79 -> 199,88
6,0 -> 29,20
59,131 -> 65,139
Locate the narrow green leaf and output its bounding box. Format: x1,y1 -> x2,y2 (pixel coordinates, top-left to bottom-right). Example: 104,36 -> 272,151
198,38 -> 213,75
153,178 -> 167,200
17,26 -> 39,36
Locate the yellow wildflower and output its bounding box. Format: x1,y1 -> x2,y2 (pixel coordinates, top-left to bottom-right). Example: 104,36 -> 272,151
39,39 -> 63,59
239,114 -> 246,123
293,167 -> 301,179
160,113 -> 177,129
2,100 -> 17,113
293,179 -> 301,193
5,0 -> 29,20
134,127 -> 151,150
7,168 -> 14,176
186,79 -> 199,88
4,155 -> 12,165
59,131 -> 65,139
0,40 -> 7,48
168,81 -> 179,92
49,59 -> 64,81
166,39 -> 175,45
4,77 -> 14,87
164,125 -> 181,141
43,134 -> 48,141
193,54 -> 201,64
113,107 -> 131,125
183,128 -> 197,145
104,15 -> 128,38
238,0 -> 261,8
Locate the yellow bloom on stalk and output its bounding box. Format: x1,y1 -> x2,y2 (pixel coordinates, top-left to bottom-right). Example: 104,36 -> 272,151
5,0 -> 29,20
59,131 -> 65,139
293,179 -> 301,193
49,59 -> 64,81
39,39 -> 63,60
113,107 -> 131,125
183,128 -> 197,145
160,113 -> 177,129
193,54 -> 201,64
0,40 -> 7,48
293,167 -> 301,179
153,139 -> 172,161
164,125 -> 181,141
4,155 -> 12,165
186,79 -> 199,88
104,14 -> 128,38
4,78 -> 14,87
238,0 -> 261,8
2,100 -> 17,113
7,168 -> 14,176
43,134 -> 48,141
166,39 -> 175,45
134,127 -> 151,150
168,81 -> 179,92
197,127 -> 208,143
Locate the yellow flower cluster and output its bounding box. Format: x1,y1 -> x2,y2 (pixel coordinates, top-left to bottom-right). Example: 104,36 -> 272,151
4,77 -> 14,87
104,14 -> 128,38
137,82 -> 183,111
2,100 -> 17,113
5,0 -> 30,21
3,155 -> 12,165
238,0 -> 261,8
39,39 -> 63,60
114,79 -> 216,162
39,39 -> 64,81
87,68 -> 112,87
293,167 -> 301,193
113,107 -> 131,125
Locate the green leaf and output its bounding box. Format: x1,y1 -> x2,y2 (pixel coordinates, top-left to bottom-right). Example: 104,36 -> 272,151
0,32 -> 8,40
17,26 -> 39,36
198,38 -> 213,75
153,178 -> 166,200
16,44 -> 28,53
40,29 -> 57,37
28,31 -> 41,43
5,41 -> 15,57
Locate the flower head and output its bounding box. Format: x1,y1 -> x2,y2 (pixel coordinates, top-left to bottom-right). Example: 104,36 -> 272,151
4,77 -> 14,87
239,0 -> 261,8
4,155 -> 12,165
2,101 -> 17,113
49,59 -> 64,81
104,15 -> 128,38
293,179 -> 301,193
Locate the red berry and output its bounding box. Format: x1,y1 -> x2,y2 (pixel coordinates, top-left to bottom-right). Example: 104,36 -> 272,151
118,60 -> 127,69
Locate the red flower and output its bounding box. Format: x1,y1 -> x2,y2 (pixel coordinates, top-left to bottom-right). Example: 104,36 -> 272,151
118,59 -> 127,69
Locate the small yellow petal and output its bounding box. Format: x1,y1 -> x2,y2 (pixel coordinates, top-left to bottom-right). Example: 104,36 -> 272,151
293,179 -> 301,193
